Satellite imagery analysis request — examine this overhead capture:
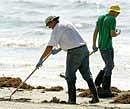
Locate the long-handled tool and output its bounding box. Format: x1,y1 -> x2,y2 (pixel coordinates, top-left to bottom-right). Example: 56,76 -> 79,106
89,50 -> 97,56
9,52 -> 51,100
59,50 -> 97,79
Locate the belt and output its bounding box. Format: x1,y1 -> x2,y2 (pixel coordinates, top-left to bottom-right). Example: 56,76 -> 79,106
68,45 -> 86,51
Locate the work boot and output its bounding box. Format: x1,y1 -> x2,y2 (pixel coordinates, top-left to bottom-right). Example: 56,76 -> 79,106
102,76 -> 113,98
87,78 -> 99,103
67,82 -> 76,104
67,92 -> 76,105
89,96 -> 100,104
95,70 -> 105,87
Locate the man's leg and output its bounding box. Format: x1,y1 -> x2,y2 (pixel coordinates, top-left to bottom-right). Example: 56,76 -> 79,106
79,53 -> 99,103
65,49 -> 82,104
101,49 -> 114,97
95,70 -> 105,87
66,54 -> 76,104
66,80 -> 76,104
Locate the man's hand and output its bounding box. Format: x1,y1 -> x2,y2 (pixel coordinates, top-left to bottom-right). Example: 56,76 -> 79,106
52,48 -> 62,55
36,59 -> 43,68
93,46 -> 98,52
116,29 -> 121,35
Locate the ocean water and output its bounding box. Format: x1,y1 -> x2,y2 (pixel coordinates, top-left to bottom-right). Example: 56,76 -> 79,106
0,0 -> 130,90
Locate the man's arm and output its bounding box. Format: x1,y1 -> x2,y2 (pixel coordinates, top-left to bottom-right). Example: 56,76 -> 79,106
36,46 -> 53,68
92,25 -> 99,51
40,46 -> 53,60
111,29 -> 121,37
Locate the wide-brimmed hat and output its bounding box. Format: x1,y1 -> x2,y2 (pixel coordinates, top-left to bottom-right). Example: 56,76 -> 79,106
108,4 -> 121,13
45,16 -> 59,26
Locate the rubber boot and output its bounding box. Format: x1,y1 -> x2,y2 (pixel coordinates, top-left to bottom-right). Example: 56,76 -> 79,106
87,78 -> 99,103
95,70 -> 105,87
102,76 -> 113,98
67,82 -> 76,104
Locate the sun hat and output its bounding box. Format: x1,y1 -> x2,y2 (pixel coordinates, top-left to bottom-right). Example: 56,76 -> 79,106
108,4 -> 121,13
45,16 -> 59,26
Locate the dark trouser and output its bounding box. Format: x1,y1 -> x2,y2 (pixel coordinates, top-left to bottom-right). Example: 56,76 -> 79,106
66,45 -> 98,103
101,48 -> 114,77
95,48 -> 114,97
95,70 -> 105,87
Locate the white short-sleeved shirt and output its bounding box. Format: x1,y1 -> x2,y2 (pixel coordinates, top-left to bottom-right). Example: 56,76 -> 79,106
48,20 -> 86,51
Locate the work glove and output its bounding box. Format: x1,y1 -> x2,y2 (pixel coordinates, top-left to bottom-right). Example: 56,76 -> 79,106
93,46 -> 98,52
36,59 -> 43,68
51,48 -> 62,55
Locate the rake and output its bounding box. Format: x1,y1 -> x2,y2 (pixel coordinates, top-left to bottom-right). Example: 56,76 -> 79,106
9,52 -> 51,100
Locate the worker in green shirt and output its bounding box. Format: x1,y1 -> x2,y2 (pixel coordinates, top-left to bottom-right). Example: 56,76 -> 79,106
92,4 -> 121,98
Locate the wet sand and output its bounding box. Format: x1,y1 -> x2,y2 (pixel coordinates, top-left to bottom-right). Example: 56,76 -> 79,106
0,77 -> 130,109
0,88 -> 130,109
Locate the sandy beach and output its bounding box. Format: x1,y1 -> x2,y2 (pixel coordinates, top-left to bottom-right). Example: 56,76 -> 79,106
1,85 -> 130,109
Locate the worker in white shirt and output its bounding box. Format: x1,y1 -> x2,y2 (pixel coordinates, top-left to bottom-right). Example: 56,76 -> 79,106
36,16 -> 99,104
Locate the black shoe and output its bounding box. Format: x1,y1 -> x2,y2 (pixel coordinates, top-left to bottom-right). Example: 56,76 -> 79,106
67,81 -> 76,105
102,76 -> 113,98
97,87 -> 114,98
102,90 -> 113,98
67,101 -> 76,104
89,97 -> 99,103
87,78 -> 99,103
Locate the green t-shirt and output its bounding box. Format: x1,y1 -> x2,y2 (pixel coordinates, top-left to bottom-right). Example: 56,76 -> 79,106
97,14 -> 116,50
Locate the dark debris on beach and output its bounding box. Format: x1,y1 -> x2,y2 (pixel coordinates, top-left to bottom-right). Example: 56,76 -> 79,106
1,77 -> 130,104
0,97 -> 31,102
0,77 -> 64,91
77,86 -> 121,98
41,96 -> 67,104
0,77 -> 34,90
112,92 -> 130,104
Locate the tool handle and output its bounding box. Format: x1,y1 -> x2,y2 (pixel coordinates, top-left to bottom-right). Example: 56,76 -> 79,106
9,52 -> 52,100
